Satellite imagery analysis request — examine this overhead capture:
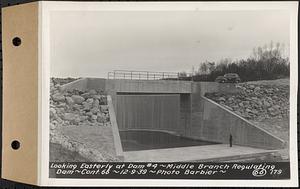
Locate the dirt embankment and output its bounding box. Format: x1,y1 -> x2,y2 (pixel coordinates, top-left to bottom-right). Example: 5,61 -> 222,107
205,78 -> 290,160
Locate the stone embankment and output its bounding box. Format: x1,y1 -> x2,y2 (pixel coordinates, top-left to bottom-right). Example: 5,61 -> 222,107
205,80 -> 289,121
50,78 -> 119,161
50,79 -> 111,128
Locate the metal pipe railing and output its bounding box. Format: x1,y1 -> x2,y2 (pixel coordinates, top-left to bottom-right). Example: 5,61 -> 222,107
107,70 -> 192,81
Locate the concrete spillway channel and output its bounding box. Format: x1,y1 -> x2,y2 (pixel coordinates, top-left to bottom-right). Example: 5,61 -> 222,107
59,78 -> 285,162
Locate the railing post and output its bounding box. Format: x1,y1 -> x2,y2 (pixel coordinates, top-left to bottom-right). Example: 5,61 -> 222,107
147,72 -> 149,80
131,71 -> 132,80
113,72 -> 116,79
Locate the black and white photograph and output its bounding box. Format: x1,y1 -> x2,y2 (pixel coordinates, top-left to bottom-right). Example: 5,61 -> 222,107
43,1 -> 298,187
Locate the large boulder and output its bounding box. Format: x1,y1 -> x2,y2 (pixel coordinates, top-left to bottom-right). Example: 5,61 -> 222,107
66,97 -> 74,105
88,89 -> 97,95
52,93 -> 65,102
71,95 -> 85,104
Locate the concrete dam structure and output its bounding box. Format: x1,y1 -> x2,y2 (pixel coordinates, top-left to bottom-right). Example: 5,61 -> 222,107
61,78 -> 285,161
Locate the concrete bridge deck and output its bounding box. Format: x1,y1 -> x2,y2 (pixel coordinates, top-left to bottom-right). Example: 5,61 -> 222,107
124,144 -> 278,162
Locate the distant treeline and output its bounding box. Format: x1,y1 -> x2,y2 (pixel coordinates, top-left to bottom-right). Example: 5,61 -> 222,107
178,41 -> 290,82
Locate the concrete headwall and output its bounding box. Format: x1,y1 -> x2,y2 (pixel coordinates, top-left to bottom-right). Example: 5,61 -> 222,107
187,96 -> 285,149
106,79 -> 192,94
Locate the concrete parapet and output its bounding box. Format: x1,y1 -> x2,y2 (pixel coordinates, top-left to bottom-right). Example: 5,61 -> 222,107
106,79 -> 192,94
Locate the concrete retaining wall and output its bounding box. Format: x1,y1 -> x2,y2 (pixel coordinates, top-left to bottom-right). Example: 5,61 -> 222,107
194,97 -> 285,149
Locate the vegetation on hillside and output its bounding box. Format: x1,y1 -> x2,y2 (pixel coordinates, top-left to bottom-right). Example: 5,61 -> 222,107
179,41 -> 290,82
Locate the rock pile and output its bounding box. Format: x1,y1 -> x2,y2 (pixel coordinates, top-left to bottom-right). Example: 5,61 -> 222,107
205,82 -> 289,121
49,79 -> 120,161
50,80 -> 111,129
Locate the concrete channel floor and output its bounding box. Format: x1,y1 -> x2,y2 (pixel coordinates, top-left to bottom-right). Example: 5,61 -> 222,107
123,144 -> 278,162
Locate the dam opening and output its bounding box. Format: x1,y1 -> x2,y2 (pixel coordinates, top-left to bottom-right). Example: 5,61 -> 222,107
115,92 -> 219,151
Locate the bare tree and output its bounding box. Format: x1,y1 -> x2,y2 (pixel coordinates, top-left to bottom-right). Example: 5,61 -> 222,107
199,62 -> 208,74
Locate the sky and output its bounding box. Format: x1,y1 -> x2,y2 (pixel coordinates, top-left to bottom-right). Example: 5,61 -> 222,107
50,10 -> 290,78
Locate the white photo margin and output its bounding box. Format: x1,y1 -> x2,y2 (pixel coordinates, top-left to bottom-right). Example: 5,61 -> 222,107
38,1 -> 298,187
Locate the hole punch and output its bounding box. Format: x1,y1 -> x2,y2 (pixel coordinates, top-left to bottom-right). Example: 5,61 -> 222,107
12,37 -> 21,46
11,140 -> 20,150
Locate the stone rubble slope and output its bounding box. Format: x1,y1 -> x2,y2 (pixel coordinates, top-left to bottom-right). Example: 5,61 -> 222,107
205,81 -> 289,121
50,78 -> 119,161
50,80 -> 111,129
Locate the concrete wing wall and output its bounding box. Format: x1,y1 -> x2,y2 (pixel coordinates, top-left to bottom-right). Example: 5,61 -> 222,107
107,96 -> 124,160
198,96 -> 285,149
